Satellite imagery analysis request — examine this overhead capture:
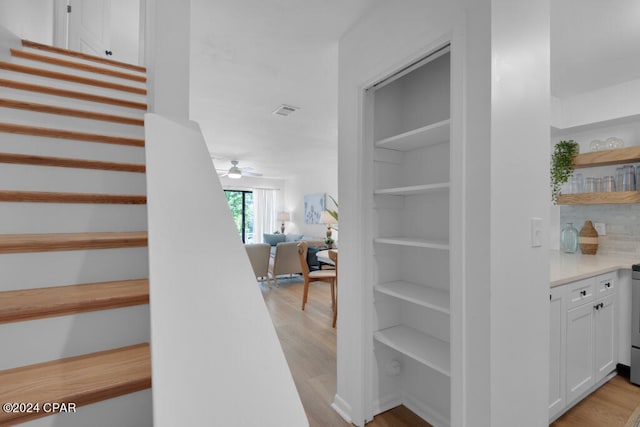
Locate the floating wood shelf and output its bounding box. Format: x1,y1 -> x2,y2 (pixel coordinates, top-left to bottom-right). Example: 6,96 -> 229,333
573,146 -> 640,168
375,281 -> 450,314
374,325 -> 450,377
557,191 -> 640,205
375,119 -> 450,151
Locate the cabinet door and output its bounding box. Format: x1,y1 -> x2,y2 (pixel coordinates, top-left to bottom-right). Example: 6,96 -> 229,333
594,294 -> 617,382
549,287 -> 566,419
566,303 -> 594,404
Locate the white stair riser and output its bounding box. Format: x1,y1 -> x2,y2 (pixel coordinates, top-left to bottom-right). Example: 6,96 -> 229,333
0,106 -> 144,139
0,164 -> 146,194
9,56 -> 147,90
0,70 -> 146,104
0,305 -> 150,370
0,85 -> 146,118
20,46 -> 146,80
20,389 -> 152,427
0,203 -> 147,234
0,132 -> 146,164
1,248 -> 148,292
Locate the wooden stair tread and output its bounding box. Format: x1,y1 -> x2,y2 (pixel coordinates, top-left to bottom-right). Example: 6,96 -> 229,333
0,123 -> 144,147
21,39 -> 147,73
0,62 -> 146,95
0,343 -> 151,425
0,98 -> 143,126
0,78 -> 147,110
11,49 -> 146,83
0,279 -> 149,324
0,231 -> 148,254
0,190 -> 147,204
0,152 -> 145,173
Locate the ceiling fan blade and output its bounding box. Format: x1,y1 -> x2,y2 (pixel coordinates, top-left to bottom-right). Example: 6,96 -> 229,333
243,171 -> 263,177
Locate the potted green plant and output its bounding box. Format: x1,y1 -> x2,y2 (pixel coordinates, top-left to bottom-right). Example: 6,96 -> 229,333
324,236 -> 335,249
551,140 -> 579,204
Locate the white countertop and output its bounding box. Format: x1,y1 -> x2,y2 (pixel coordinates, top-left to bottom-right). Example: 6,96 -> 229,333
550,250 -> 638,286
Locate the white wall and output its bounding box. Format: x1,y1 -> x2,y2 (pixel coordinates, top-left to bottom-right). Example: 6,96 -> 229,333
110,0 -> 140,65
338,1 -> 550,426
283,168 -> 338,239
145,114 -> 308,427
0,0 -> 53,44
146,0 -> 189,120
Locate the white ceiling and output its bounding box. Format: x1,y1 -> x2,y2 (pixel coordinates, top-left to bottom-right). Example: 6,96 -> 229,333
189,1 -> 640,179
551,0 -> 640,98
190,0 -> 379,180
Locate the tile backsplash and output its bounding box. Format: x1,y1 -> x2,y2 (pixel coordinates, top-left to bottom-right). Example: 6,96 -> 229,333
561,205 -> 640,256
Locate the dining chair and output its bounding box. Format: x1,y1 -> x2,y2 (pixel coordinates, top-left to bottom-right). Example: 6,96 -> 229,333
297,242 -> 336,314
328,250 -> 338,328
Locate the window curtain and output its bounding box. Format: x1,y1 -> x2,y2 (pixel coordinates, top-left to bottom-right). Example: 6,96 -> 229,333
253,189 -> 279,243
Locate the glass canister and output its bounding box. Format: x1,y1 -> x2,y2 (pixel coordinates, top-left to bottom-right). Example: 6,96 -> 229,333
560,223 -> 579,253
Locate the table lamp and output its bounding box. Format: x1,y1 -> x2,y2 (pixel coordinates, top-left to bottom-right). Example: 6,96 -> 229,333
278,212 -> 290,234
320,211 -> 338,238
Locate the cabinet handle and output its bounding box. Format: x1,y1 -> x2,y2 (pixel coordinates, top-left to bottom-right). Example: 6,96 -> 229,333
580,290 -> 587,297
600,302 -> 604,309
605,282 -> 611,288
594,304 -> 600,310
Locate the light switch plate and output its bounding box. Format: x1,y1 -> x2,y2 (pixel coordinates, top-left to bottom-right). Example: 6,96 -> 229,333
594,222 -> 606,235
531,217 -> 543,247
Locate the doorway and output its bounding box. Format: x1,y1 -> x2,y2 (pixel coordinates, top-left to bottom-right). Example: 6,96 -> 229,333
54,0 -> 144,65
224,190 -> 254,243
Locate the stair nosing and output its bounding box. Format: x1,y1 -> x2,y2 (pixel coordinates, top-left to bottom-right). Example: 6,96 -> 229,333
0,152 -> 145,173
0,61 -> 147,95
21,39 -> 147,73
0,123 -> 145,147
0,231 -> 148,254
0,279 -> 149,324
0,78 -> 147,110
0,343 -> 151,425
0,190 -> 147,205
11,49 -> 147,83
0,98 -> 144,126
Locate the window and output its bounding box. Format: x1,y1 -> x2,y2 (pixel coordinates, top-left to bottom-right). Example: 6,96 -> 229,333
224,190 -> 254,243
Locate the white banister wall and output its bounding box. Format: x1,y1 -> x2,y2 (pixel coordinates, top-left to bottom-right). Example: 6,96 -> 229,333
145,114 -> 308,427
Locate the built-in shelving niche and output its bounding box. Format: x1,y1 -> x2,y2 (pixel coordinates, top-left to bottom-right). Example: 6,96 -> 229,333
368,45 -> 452,425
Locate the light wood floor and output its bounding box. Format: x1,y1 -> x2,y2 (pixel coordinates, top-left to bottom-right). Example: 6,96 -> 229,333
261,277 -> 640,427
261,276 -> 430,427
552,375 -> 640,427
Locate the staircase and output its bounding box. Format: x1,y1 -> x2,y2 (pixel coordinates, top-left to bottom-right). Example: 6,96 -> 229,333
0,35 -> 152,427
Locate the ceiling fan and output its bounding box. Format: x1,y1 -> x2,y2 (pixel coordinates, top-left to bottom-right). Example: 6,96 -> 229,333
216,160 -> 263,179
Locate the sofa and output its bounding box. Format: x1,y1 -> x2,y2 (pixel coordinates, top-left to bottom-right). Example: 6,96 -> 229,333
263,234 -> 327,286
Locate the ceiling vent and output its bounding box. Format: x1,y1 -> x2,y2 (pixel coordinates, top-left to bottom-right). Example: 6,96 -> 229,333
272,104 -> 300,117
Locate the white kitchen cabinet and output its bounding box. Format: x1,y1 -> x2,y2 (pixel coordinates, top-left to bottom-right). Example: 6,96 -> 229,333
549,285 -> 566,420
566,298 -> 595,404
594,293 -> 617,382
368,44 -> 453,425
553,273 -> 618,419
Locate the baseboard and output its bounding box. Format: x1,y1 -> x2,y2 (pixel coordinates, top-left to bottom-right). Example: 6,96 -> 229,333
331,394 -> 352,425
401,392 -> 450,427
372,393 -> 401,416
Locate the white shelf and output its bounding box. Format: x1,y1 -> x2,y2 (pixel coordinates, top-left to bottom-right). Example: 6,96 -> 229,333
374,237 -> 449,250
375,119 -> 450,151
550,113 -> 640,137
374,182 -> 450,196
375,281 -> 450,314
374,325 -> 450,377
